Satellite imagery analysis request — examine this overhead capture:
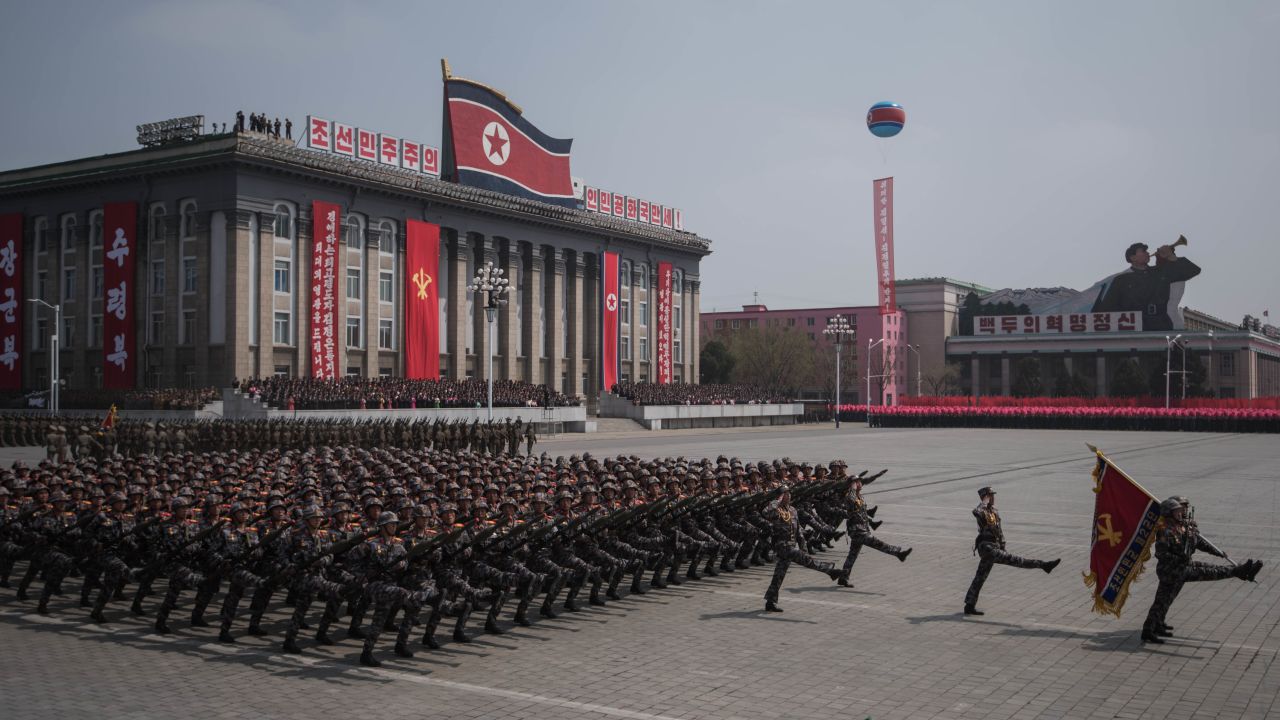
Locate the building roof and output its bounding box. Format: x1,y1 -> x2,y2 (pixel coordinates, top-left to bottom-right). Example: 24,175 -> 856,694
895,277 -> 993,293
0,133 -> 712,256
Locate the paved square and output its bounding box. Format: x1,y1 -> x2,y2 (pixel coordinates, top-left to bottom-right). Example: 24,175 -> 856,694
2,426 -> 1276,719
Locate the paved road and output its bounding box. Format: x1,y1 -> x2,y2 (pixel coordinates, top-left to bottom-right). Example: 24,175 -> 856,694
2,427 -> 1276,719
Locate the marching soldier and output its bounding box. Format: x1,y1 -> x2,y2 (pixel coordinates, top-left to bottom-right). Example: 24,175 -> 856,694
1141,496 -> 1262,643
837,474 -> 911,586
763,486 -> 842,612
964,487 -> 1060,616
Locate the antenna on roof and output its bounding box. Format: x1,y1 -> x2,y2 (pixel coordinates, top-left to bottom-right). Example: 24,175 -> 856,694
753,291 -> 759,305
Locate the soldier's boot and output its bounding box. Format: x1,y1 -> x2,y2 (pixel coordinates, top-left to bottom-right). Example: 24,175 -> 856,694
190,597 -> 213,627
453,601 -> 473,643
513,595 -> 533,626
649,559 -> 668,589
837,573 -> 852,588
765,599 -> 783,613
588,576 -> 607,606
630,569 -> 647,595
719,551 -> 736,573
703,550 -> 720,577
315,611 -> 337,645
154,603 -> 174,635
1040,558 -> 1061,574
421,602 -> 443,649
283,588 -> 297,607
539,576 -> 563,618
606,568 -> 624,600
346,599 -> 369,638
563,581 -> 582,612
1155,624 -> 1174,637
79,579 -> 95,608
963,604 -> 984,616
870,520 -> 883,531
820,563 -> 842,583
359,645 -> 382,667
15,565 -> 37,601
897,548 -> 913,563
37,586 -> 53,615
394,640 -> 414,658
1140,620 -> 1165,644
1246,559 -> 1264,582
484,591 -> 507,634
90,587 -> 112,623
281,627 -> 303,654
685,555 -> 703,581
218,620 -> 236,644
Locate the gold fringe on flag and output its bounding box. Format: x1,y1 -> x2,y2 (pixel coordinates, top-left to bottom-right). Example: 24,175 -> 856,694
1081,444 -> 1159,618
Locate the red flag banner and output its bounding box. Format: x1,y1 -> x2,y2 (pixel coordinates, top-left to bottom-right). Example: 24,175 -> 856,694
1083,447 -> 1161,617
656,261 -> 673,384
310,201 -> 340,379
102,202 -> 137,389
601,252 -> 620,390
405,220 -> 441,379
874,177 -> 896,315
0,213 -> 22,389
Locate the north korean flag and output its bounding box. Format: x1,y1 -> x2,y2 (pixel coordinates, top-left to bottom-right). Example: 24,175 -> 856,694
443,79 -> 576,208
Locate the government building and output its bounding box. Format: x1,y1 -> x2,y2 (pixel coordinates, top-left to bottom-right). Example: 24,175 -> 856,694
0,127 -> 709,396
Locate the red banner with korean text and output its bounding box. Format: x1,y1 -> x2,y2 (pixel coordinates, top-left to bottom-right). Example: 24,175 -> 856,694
601,252 -> 620,390
405,220 -> 441,379
874,177 -> 896,315
103,202 -> 137,388
657,261 -> 673,384
0,213 -> 22,389
1083,448 -> 1160,617
310,201 -> 340,379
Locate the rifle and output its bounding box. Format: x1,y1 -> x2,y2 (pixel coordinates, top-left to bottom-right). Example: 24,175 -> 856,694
1196,532 -> 1237,568
271,528 -> 377,585
141,520 -> 227,576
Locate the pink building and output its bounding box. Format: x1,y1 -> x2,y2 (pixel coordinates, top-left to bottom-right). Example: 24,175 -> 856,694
700,304 -> 908,405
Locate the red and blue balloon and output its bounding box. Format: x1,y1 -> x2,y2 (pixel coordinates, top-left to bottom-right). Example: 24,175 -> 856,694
866,101 -> 906,138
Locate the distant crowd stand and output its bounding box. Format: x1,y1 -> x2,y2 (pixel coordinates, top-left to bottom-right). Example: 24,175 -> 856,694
610,381 -> 791,407
237,377 -> 580,411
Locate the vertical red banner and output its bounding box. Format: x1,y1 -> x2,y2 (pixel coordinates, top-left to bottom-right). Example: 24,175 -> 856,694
310,201 -> 340,379
601,251 -> 619,390
102,202 -> 137,388
874,177 -> 896,315
0,213 -> 22,389
656,261 -> 673,384
405,220 -> 441,379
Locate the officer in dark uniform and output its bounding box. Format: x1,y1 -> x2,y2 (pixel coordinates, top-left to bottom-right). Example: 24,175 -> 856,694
1141,496 -> 1262,643
964,487 -> 1060,615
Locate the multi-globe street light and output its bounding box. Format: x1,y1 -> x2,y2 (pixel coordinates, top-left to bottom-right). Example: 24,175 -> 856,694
823,315 -> 854,428
467,260 -> 511,421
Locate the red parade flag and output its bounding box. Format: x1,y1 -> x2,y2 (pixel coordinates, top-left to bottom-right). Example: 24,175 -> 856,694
0,213 -> 22,390
601,252 -> 620,390
405,220 -> 441,379
1083,446 -> 1161,617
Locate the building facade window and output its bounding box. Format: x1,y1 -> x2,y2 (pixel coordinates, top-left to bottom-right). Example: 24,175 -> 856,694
273,312 -> 291,345
273,204 -> 293,239
150,260 -> 165,296
1220,352 -> 1235,377
378,220 -> 395,253
346,316 -> 363,349
89,212 -> 103,249
149,206 -> 165,242
149,312 -> 164,345
347,268 -> 362,300
61,216 -> 77,252
180,201 -> 197,238
62,268 -> 76,302
273,259 -> 291,293
621,335 -> 631,361
639,337 -> 649,360
182,257 -> 197,294
379,319 -> 394,350
61,316 -> 75,349
91,266 -> 103,300
34,218 -> 48,253
344,215 -> 364,248
181,309 -> 196,345
379,272 -> 393,303
34,318 -> 48,351
89,315 -> 102,348
639,300 -> 649,326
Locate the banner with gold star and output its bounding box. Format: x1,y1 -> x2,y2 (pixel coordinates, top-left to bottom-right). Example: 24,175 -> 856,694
1083,445 -> 1160,617
405,220 -> 441,379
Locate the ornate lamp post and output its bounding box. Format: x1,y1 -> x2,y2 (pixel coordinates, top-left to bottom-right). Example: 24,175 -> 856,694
905,343 -> 922,397
468,261 -> 510,421
823,315 -> 854,428
1164,334 -> 1183,409
28,299 -> 61,414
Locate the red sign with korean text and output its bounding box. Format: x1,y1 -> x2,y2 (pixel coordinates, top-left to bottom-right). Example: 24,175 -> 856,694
309,201 -> 341,379
657,261 -> 673,384
102,202 -> 137,388
874,177 -> 896,315
0,214 -> 22,389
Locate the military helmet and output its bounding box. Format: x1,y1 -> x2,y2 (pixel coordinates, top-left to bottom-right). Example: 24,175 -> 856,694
1159,497 -> 1183,517
300,505 -> 323,520
107,491 -> 127,504
376,511 -> 399,527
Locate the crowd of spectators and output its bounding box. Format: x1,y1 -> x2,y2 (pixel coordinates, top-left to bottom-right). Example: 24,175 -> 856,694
2,388 -> 219,411
610,381 -> 791,406
238,376 -> 580,410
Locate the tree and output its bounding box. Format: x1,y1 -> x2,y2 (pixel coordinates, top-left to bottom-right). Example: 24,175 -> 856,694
1052,370 -> 1092,397
699,341 -> 735,384
811,339 -> 860,403
1110,358 -> 1148,397
725,326 -> 814,391
1010,357 -> 1043,397
923,363 -> 964,396
957,292 -> 1032,336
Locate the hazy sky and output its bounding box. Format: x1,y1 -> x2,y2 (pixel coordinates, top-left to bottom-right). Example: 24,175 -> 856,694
2,1 -> 1277,321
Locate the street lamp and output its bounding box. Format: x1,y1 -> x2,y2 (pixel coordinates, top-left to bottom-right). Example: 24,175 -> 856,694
905,343 -> 922,398
1206,330 -> 1215,398
467,260 -> 511,421
1164,334 -> 1182,409
823,315 -> 854,428
867,337 -> 885,426
28,299 -> 60,415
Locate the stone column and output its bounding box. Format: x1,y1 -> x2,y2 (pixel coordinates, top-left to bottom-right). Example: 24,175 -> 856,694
581,253 -> 598,396
255,211 -> 274,378
521,243 -> 540,384
545,247 -> 565,392
161,214 -> 179,386
999,356 -> 1011,396
689,279 -> 701,384
970,355 -> 982,396
193,212 -> 211,386
473,235 -> 496,383
228,210 -> 255,383
499,238 -> 519,381
566,251 -> 584,398
445,230 -> 468,380
363,224 -> 378,377
1096,355 -> 1108,397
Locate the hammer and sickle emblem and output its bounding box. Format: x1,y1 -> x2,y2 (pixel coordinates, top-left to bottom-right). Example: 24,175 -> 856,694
1096,513 -> 1122,548
412,268 -> 433,300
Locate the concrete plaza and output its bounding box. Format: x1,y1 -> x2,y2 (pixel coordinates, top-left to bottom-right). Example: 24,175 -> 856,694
1,426 -> 1276,719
